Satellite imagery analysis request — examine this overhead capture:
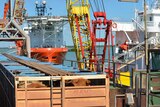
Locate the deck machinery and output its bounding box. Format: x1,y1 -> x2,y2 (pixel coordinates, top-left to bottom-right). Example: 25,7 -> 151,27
66,0 -> 113,72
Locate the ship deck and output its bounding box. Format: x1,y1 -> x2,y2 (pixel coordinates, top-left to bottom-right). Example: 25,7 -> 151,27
0,54 -> 160,107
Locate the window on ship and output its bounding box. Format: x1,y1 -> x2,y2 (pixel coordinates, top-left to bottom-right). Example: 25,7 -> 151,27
140,16 -> 143,22
149,16 -> 153,21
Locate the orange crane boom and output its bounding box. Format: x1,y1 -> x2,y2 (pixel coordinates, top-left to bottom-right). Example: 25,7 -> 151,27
3,1 -> 10,20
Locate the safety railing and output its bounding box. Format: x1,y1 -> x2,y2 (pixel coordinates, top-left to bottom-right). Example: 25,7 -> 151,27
114,35 -> 160,70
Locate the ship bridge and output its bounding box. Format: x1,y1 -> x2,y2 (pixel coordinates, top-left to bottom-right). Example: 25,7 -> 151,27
25,16 -> 68,48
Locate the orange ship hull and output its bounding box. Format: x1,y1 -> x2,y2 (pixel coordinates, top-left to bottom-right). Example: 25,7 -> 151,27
31,48 -> 68,64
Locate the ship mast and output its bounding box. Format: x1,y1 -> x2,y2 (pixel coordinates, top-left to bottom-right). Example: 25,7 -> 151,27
35,0 -> 46,16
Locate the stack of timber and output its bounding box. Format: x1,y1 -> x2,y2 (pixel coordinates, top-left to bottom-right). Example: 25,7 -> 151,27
0,54 -> 109,107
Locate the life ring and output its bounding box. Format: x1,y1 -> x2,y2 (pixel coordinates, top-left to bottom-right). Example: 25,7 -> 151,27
112,23 -> 117,28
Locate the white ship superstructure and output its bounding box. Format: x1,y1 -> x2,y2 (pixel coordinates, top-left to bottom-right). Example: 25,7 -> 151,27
113,0 -> 160,70
25,16 -> 68,48
113,0 -> 160,45
23,0 -> 68,64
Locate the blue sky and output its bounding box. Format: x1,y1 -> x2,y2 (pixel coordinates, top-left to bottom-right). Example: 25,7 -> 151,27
0,0 -> 152,46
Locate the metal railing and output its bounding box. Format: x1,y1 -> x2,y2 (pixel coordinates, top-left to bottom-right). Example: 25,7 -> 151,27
132,18 -> 144,31
114,35 -> 160,70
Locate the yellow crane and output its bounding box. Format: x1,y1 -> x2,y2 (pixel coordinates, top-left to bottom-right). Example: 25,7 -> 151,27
66,0 -> 92,70
67,0 -> 113,73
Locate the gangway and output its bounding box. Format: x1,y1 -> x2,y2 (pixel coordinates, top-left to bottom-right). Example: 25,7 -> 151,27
114,35 -> 160,70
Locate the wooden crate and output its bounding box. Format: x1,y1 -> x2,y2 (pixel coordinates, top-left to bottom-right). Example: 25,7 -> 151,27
14,75 -> 109,107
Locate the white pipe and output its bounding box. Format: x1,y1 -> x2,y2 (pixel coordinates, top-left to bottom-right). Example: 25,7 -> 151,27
123,31 -> 132,44
132,18 -> 144,31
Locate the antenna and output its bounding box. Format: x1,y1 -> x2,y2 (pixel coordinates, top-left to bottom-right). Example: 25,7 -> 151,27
35,0 -> 47,16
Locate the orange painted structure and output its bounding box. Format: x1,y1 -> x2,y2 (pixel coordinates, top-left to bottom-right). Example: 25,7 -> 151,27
15,75 -> 109,107
3,2 -> 10,20
31,48 -> 68,64
0,56 -> 109,107
0,1 -> 9,28
0,54 -> 110,107
120,41 -> 128,51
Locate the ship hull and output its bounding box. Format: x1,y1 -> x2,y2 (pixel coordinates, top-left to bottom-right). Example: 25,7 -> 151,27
31,48 -> 68,64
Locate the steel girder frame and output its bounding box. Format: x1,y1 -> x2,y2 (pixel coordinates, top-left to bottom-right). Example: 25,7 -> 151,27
66,0 -> 92,70
90,12 -> 113,72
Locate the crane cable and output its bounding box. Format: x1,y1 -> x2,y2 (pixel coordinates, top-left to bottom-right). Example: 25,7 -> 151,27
89,0 -> 108,67
89,0 -> 94,13
95,0 -> 100,11
102,0 -> 106,12
89,0 -> 105,13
